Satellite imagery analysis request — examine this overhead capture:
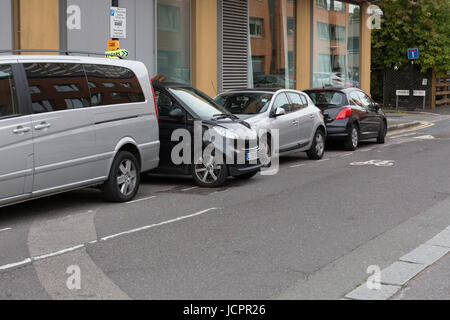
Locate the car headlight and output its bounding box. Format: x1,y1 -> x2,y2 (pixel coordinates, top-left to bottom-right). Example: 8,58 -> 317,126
212,126 -> 239,140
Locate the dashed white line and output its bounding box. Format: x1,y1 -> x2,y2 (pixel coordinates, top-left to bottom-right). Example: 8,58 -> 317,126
0,258 -> 32,271
101,207 -> 222,242
0,228 -> 12,233
290,164 -> 305,168
318,159 -> 330,162
339,153 -> 353,158
0,207 -> 224,272
126,195 -> 156,204
181,186 -> 199,192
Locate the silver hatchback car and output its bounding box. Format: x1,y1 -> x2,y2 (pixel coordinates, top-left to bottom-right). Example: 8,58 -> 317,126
0,54 -> 160,207
214,89 -> 326,164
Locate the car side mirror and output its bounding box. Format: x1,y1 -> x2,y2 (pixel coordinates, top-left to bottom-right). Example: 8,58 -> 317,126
169,108 -> 184,120
272,107 -> 286,117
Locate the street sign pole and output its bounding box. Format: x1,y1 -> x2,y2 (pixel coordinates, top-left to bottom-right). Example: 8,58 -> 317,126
408,1 -> 416,111
111,0 -> 119,41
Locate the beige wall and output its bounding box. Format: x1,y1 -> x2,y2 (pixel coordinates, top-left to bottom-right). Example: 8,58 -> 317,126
15,0 -> 59,52
296,0 -> 311,90
191,0 -> 218,97
360,1 -> 371,94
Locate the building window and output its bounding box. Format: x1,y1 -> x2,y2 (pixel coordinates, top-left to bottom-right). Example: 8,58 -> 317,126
249,0 -> 296,89
317,23 -> 346,42
157,0 -> 191,85
158,4 -> 181,32
316,0 -> 345,12
313,3 -> 360,88
250,18 -> 263,38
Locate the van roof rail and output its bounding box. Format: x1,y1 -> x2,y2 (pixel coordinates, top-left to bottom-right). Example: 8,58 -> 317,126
0,49 -> 124,59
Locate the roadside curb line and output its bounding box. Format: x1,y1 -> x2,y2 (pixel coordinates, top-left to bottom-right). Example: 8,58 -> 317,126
344,226 -> 450,300
388,121 -> 422,132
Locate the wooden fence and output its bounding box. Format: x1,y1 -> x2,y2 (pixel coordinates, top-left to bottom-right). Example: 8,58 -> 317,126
432,71 -> 450,109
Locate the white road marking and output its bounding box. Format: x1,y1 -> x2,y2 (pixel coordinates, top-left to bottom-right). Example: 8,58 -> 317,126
0,258 -> 32,271
339,153 -> 353,158
290,164 -> 305,168
32,244 -> 85,261
181,186 -> 199,192
318,159 -> 330,162
101,207 -> 222,242
0,207 -> 223,272
390,132 -> 417,139
126,195 -> 156,204
414,135 -> 435,140
359,148 -> 373,152
0,227 -> 12,233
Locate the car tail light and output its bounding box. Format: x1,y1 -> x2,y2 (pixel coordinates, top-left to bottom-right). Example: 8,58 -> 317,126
335,108 -> 352,120
150,80 -> 158,122
332,78 -> 342,82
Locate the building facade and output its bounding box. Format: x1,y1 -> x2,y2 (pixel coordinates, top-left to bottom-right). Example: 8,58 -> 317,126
0,0 -> 372,97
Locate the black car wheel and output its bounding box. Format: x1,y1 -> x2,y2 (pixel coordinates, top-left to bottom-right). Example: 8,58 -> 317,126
344,124 -> 359,151
191,155 -> 228,188
377,121 -> 386,144
102,151 -> 141,202
307,129 -> 325,160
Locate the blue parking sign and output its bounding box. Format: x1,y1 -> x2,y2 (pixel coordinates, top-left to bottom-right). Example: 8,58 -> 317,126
408,48 -> 419,60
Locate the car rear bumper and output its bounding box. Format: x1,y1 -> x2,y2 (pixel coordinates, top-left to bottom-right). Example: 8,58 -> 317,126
325,119 -> 350,140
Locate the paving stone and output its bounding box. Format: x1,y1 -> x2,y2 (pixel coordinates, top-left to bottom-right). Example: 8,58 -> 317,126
380,261 -> 426,286
345,283 -> 400,300
426,229 -> 450,248
400,244 -> 449,266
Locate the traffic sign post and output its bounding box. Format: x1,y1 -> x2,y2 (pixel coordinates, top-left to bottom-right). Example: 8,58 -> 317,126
407,48 -> 419,60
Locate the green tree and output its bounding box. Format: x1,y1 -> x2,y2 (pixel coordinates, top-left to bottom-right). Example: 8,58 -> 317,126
372,0 -> 450,75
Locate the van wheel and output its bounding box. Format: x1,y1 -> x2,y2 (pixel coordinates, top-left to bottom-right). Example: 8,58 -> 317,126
344,124 -> 359,151
191,155 -> 227,188
307,129 -> 325,160
102,151 -> 140,202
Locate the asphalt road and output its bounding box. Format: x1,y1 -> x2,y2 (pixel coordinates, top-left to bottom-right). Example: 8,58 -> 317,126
1,115 -> 450,300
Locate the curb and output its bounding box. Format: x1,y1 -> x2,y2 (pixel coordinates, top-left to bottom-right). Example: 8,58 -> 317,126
388,121 -> 422,132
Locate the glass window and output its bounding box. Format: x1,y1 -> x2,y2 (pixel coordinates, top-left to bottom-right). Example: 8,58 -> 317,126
0,65 -> 19,118
349,91 -> 363,107
214,93 -> 273,115
249,0 -> 296,90
157,0 -> 191,85
312,2 -> 360,89
83,64 -> 145,107
169,87 -> 230,120
155,90 -> 181,117
357,91 -> 373,108
287,92 -> 305,111
306,90 -> 346,107
272,93 -> 291,113
24,63 -> 91,114
250,18 -> 263,38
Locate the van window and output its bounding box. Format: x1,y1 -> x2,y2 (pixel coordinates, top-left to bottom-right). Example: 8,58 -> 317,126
0,65 -> 19,118
23,63 -> 91,114
83,64 -> 145,107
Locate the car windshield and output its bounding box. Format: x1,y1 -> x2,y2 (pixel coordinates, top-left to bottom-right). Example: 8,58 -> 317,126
214,93 -> 273,115
305,90 -> 346,107
169,87 -> 233,120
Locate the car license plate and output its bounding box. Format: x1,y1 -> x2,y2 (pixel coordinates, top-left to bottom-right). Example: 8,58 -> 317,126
246,149 -> 258,161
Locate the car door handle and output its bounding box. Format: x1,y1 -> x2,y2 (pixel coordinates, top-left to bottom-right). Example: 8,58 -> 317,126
310,114 -> 315,119
13,126 -> 31,134
292,120 -> 299,125
34,122 -> 51,130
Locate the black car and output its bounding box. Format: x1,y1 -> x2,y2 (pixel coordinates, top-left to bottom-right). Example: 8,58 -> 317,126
150,82 -> 262,188
304,88 -> 387,151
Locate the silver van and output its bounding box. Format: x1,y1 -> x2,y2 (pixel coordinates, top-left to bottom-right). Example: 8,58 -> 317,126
0,54 -> 160,207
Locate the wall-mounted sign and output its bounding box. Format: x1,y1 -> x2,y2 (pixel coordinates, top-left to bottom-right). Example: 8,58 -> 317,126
110,7 -> 126,39
414,90 -> 426,97
396,90 -> 410,96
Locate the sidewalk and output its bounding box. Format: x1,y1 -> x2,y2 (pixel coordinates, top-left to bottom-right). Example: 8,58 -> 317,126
393,253 -> 450,300
385,111 -> 441,132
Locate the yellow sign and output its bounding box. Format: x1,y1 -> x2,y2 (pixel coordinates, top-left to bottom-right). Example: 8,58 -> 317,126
105,49 -> 129,59
107,40 -> 120,50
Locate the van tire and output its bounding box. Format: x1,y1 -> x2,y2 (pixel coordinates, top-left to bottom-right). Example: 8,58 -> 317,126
102,151 -> 141,202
